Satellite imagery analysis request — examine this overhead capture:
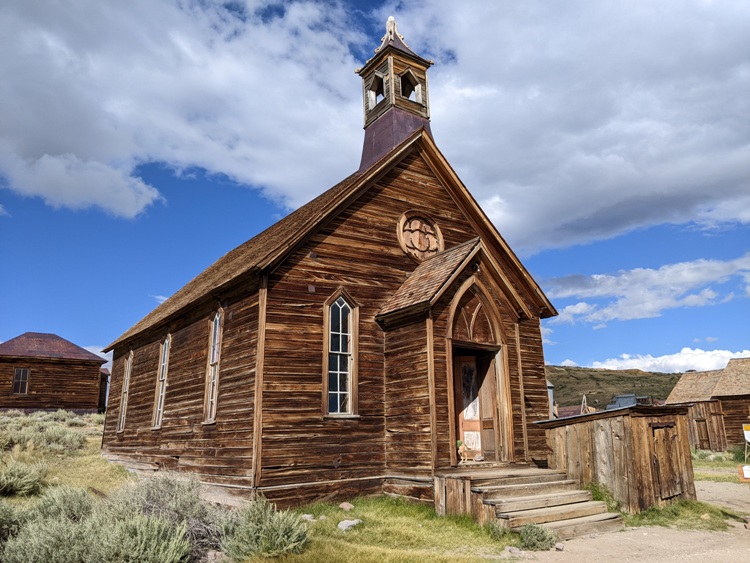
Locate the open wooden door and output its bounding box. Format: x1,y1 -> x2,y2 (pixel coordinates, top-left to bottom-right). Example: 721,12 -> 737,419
455,356 -> 482,459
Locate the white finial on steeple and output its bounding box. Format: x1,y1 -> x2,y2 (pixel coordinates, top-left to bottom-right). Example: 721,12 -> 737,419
386,16 -> 397,40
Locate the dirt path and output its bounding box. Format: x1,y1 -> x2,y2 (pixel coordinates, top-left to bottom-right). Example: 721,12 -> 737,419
521,481 -> 750,562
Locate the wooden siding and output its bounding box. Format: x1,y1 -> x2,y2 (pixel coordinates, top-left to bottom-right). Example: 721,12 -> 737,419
384,320 -> 432,473
540,407 -> 696,513
677,400 -> 727,452
102,285 -> 260,486
718,396 -> 750,446
517,319 -> 550,462
0,358 -> 101,412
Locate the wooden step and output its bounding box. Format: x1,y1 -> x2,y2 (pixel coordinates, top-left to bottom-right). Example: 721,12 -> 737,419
500,500 -> 608,527
474,479 -> 579,499
541,512 -> 624,540
489,490 -> 592,512
471,470 -> 568,488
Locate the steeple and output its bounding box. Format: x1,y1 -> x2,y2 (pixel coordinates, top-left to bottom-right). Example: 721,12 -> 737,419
357,17 -> 433,171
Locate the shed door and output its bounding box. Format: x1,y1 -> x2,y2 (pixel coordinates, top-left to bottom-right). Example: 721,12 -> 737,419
695,419 -> 710,450
653,425 -> 683,499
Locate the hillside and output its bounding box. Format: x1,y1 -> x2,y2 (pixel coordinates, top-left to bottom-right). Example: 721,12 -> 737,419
545,365 -> 682,408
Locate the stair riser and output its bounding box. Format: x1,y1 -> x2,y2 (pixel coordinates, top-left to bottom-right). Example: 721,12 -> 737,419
480,481 -> 579,499
472,472 -> 567,488
543,515 -> 624,540
500,501 -> 607,526
492,491 -> 592,512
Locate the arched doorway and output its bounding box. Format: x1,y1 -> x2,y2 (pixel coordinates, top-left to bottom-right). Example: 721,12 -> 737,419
447,279 -> 512,465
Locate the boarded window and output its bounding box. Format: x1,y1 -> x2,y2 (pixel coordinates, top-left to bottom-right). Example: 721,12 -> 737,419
204,310 -> 223,422
13,368 -> 29,394
117,351 -> 134,432
153,334 -> 171,428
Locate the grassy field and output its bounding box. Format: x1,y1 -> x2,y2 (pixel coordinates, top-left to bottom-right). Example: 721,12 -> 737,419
2,410 -> 747,562
546,365 -> 682,407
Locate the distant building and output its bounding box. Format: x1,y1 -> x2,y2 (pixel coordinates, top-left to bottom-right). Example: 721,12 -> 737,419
667,358 -> 750,449
0,332 -> 106,413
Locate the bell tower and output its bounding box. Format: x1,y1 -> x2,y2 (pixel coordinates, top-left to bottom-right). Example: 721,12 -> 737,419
357,17 -> 433,171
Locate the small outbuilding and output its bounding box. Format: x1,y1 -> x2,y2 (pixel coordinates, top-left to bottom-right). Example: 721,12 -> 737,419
538,406 -> 696,514
710,358 -> 750,447
665,369 -> 727,452
0,332 -> 106,413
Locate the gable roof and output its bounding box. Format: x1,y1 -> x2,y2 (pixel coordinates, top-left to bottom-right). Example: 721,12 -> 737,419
378,238 -> 480,318
665,370 -> 723,403
106,129 -> 556,351
711,357 -> 750,397
0,332 -> 105,364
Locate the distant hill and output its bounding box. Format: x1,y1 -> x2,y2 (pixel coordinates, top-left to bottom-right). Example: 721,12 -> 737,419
545,365 -> 683,408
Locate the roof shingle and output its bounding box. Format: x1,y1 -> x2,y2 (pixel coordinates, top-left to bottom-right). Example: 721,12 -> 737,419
0,332 -> 105,363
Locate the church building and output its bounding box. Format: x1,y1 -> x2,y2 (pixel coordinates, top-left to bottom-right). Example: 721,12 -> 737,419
102,18 -> 558,507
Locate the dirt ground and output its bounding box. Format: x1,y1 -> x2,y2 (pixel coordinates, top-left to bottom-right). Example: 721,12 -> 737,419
524,481 -> 750,563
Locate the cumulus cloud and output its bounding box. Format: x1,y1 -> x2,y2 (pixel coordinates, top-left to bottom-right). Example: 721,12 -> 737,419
546,252 -> 750,324
591,348 -> 750,373
1,1 -> 748,251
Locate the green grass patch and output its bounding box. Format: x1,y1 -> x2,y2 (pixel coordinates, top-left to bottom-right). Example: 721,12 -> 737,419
624,500 -> 743,531
693,472 -> 741,483
584,482 -> 622,512
261,495 -> 517,563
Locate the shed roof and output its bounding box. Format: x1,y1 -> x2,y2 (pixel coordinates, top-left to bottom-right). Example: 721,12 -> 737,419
106,130 -> 557,351
665,370 -> 723,404
0,332 -> 105,364
711,357 -> 750,397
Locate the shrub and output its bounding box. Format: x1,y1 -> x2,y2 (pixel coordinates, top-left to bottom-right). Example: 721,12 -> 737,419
696,450 -> 710,459
2,516 -> 89,563
0,457 -> 47,496
101,474 -> 227,561
30,486 -> 94,523
518,524 -> 557,551
0,500 -> 25,544
487,520 -> 518,544
585,482 -> 622,513
0,418 -> 86,453
87,413 -> 106,425
729,445 -> 745,463
221,495 -> 308,560
91,514 -> 190,563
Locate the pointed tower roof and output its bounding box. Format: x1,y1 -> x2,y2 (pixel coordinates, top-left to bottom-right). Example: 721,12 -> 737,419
372,16 -> 422,60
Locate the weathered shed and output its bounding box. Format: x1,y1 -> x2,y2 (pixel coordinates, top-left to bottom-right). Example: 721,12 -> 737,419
710,358 -> 750,447
538,406 -> 696,514
665,369 -> 727,452
101,18 -> 559,508
0,332 -> 106,413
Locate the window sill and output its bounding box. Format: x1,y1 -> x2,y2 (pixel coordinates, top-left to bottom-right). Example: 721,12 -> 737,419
201,420 -> 217,426
151,426 -> 162,431
324,414 -> 361,420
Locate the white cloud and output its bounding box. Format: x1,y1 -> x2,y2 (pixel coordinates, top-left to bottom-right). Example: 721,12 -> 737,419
151,294 -> 169,305
591,348 -> 750,373
547,252 -> 750,324
540,326 -> 555,345
0,1 -> 748,251
560,359 -> 579,367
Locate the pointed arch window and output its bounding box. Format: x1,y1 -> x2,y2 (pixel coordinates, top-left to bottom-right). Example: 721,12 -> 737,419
152,334 -> 171,429
204,309 -> 224,423
116,351 -> 133,432
323,291 -> 359,416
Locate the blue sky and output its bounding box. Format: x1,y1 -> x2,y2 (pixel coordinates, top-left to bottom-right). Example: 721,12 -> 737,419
1,1 -> 748,372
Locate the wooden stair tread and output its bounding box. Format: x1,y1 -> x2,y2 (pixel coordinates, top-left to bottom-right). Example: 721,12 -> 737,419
498,500 -> 608,526
488,489 -> 592,512
472,479 -> 578,494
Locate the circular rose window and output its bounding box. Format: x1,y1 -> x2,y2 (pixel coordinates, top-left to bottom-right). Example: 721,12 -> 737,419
397,211 -> 444,261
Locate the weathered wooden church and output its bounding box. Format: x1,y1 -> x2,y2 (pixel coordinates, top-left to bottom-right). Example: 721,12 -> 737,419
103,18 -> 558,507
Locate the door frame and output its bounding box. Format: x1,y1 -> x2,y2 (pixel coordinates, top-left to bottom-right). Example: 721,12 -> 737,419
445,276 -> 513,466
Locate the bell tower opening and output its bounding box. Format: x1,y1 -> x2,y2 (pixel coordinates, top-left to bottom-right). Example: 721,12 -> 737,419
357,17 -> 433,171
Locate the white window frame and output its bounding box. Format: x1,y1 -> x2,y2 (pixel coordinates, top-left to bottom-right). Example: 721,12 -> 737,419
323,290 -> 358,416
117,351 -> 134,432
152,334 -> 171,429
204,309 -> 224,423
